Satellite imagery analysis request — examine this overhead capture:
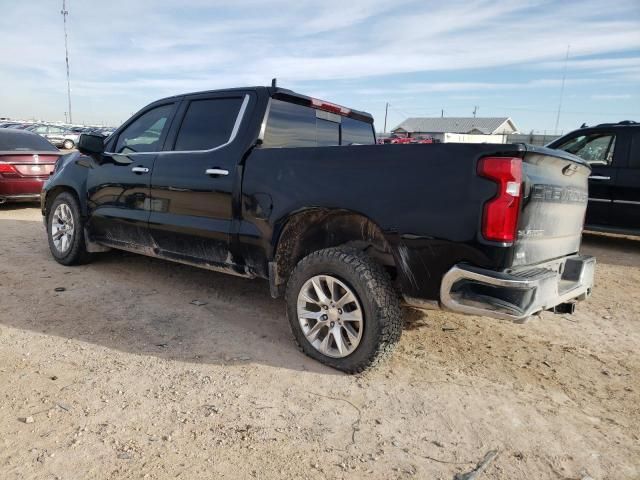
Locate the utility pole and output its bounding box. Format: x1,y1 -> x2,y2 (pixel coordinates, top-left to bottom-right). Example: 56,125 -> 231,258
383,102 -> 389,133
554,44 -> 570,135
61,0 -> 72,123
441,109 -> 444,118
473,106 -> 479,118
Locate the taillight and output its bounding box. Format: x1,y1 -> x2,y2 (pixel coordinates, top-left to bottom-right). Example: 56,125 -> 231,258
0,163 -> 18,177
478,156 -> 523,243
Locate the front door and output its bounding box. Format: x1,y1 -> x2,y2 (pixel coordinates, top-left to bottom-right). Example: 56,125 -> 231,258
610,130 -> 640,230
87,102 -> 177,250
147,92 -> 251,270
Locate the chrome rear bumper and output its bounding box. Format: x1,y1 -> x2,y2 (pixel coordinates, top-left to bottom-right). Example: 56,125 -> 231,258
438,255 -> 595,322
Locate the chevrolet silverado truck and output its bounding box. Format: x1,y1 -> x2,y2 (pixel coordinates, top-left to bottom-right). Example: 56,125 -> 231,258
41,86 -> 595,373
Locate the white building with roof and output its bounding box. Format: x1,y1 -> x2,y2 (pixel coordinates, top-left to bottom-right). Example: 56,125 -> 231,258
391,117 -> 518,143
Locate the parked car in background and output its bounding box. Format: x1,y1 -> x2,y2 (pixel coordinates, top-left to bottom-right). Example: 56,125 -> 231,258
27,124 -> 79,150
86,127 -> 115,138
0,122 -> 23,128
0,129 -> 62,203
41,85 -> 595,372
548,120 -> 640,235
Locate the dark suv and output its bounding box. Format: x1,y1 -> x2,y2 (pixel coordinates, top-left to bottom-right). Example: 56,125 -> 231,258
548,121 -> 640,234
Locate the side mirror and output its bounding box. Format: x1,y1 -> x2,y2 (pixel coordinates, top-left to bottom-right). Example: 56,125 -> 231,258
77,133 -> 105,156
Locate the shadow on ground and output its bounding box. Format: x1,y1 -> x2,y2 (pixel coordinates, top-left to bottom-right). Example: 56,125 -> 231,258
0,217 -> 339,375
582,231 -> 640,268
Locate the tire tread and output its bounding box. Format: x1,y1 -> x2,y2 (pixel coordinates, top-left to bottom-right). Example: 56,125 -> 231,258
286,247 -> 402,373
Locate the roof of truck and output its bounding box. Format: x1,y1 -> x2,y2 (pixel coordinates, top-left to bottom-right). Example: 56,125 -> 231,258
154,86 -> 374,124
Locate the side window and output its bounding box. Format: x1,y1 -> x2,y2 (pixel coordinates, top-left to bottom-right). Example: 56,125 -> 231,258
342,117 -> 375,145
114,104 -> 174,154
49,126 -> 64,134
33,126 -> 48,134
173,97 -> 243,151
262,100 -> 316,148
556,133 -> 616,166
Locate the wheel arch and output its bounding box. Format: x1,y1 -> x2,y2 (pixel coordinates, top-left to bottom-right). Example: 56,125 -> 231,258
43,185 -> 86,220
269,208 -> 397,297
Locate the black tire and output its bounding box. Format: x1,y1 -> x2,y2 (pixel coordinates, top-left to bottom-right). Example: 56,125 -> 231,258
46,192 -> 92,266
285,247 -> 402,373
63,139 -> 74,150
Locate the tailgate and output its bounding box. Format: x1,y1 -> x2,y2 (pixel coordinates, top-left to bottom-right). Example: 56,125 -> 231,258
511,145 -> 590,267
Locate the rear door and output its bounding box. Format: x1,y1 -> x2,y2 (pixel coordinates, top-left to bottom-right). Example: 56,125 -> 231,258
552,130 -> 617,226
147,91 -> 251,268
610,129 -> 640,230
87,101 -> 178,249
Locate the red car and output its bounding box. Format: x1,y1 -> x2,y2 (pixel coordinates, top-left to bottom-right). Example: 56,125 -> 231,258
0,129 -> 62,204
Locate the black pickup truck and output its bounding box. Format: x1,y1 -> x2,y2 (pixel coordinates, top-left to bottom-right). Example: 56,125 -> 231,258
548,121 -> 640,235
42,86 -> 595,372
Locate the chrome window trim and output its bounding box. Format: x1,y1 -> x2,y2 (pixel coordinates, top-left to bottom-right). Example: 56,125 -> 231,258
613,199 -> 640,205
104,94 -> 250,156
588,198 -> 611,203
257,97 -> 272,143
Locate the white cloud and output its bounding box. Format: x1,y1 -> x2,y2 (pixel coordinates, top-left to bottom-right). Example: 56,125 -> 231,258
0,0 -> 639,124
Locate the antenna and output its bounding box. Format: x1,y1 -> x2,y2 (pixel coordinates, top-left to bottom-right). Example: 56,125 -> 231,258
271,78 -> 277,88
554,44 -> 570,135
61,0 -> 72,123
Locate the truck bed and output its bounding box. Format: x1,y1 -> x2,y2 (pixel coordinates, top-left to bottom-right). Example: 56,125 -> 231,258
241,142 -> 590,301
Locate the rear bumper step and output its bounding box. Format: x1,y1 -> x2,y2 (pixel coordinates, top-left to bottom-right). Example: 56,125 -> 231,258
439,255 -> 595,322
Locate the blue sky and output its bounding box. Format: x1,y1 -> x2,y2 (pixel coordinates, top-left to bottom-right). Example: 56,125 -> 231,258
1,0 -> 639,133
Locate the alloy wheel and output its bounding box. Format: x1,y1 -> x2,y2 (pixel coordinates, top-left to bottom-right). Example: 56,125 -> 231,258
51,203 -> 75,254
297,275 -> 364,358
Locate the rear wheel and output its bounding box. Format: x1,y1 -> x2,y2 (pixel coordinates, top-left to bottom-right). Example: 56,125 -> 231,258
46,192 -> 92,265
286,247 -> 402,373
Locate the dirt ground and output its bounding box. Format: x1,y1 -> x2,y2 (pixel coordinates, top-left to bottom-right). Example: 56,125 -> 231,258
0,205 -> 638,480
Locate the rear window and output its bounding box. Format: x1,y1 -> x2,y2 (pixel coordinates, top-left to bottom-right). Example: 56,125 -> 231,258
342,117 -> 375,145
174,97 -> 243,151
262,99 -> 374,148
0,131 -> 58,152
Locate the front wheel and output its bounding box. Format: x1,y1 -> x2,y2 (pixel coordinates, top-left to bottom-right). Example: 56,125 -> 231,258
285,247 -> 402,373
46,192 -> 92,265
62,139 -> 74,150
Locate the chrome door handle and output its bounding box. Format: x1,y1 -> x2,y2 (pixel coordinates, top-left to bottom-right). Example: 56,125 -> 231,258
589,176 -> 611,181
205,168 -> 229,176
131,166 -> 149,174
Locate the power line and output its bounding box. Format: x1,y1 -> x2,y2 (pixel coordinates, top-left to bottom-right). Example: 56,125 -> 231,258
61,0 -> 72,123
383,102 -> 389,133
554,44 -> 570,134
